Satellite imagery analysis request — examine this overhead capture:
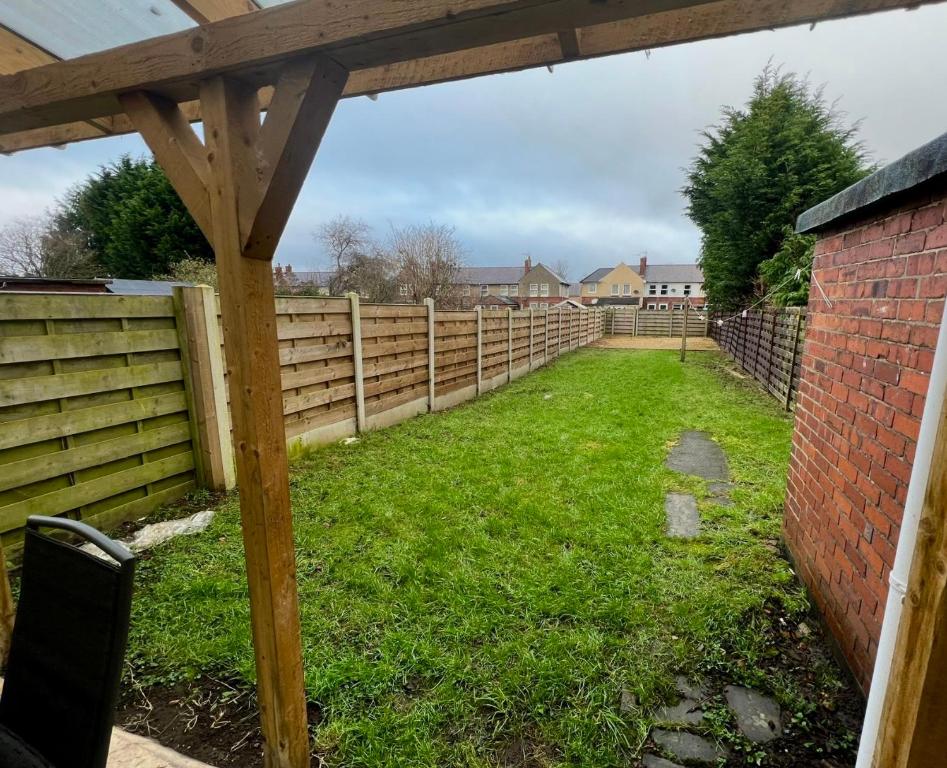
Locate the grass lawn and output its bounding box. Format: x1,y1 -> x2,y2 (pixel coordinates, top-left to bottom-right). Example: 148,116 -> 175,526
127,349 -> 839,766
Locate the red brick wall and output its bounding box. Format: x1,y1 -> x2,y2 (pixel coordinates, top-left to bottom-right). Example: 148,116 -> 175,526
784,186 -> 946,692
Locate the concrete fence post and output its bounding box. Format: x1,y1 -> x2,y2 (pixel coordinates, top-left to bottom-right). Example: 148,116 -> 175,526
347,292 -> 366,432
424,297 -> 436,412
173,284 -> 236,490
475,305 -> 483,395
528,308 -> 535,370
507,307 -> 513,382
544,309 -> 550,364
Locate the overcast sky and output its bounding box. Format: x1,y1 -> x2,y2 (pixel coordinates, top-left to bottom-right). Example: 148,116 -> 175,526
2,4 -> 947,281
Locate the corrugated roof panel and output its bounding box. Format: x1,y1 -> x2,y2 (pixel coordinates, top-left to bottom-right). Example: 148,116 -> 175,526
0,0 -> 195,60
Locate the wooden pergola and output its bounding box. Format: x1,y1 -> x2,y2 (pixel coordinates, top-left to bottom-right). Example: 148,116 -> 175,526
0,2 -> 943,766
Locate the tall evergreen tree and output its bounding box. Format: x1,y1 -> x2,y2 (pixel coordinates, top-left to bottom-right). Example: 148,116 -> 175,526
682,66 -> 870,309
57,156 -> 213,279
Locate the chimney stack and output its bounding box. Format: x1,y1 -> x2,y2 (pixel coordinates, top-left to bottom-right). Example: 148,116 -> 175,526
638,255 -> 647,278
524,255 -> 532,274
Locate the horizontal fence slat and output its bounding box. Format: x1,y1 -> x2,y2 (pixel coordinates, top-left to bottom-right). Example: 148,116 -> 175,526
0,421 -> 192,493
0,361 -> 183,407
0,293 -> 174,320
0,328 -> 180,364
0,391 -> 188,451
0,451 -> 195,534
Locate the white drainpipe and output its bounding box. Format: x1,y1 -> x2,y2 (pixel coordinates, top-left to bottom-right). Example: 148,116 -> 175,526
855,298 -> 947,767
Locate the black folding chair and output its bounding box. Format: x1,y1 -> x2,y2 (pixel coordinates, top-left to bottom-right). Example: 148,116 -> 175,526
0,516 -> 135,768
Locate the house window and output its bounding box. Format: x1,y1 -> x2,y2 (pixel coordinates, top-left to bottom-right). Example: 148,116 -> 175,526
660,284 -> 669,295
659,303 -> 668,310
536,302 -> 548,309
622,283 -> 631,295
611,284 -> 619,296
499,284 -> 508,296
509,284 -> 519,296
683,284 -> 692,296
399,284 -> 409,296
588,283 -> 597,294
530,283 -> 539,297
481,284 -> 489,297
673,303 -> 683,310
647,303 -> 656,310
649,285 -> 657,295
462,285 -> 471,296
540,283 -> 549,297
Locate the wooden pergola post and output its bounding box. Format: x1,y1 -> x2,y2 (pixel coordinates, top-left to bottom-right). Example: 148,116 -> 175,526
873,383 -> 947,768
121,56 -> 349,768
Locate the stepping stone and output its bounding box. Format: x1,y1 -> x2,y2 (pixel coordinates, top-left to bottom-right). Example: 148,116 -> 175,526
642,755 -> 685,768
620,688 -> 638,714
725,685 -> 783,743
665,431 -> 729,481
674,676 -> 708,701
654,699 -> 704,726
665,493 -> 699,538
652,730 -> 728,764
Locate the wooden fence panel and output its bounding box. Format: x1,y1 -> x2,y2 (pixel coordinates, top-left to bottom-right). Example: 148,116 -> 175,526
0,293 -> 195,555
481,310 -> 509,383
511,311 -> 530,371
433,311 -> 477,396
360,303 -> 429,418
709,308 -> 806,409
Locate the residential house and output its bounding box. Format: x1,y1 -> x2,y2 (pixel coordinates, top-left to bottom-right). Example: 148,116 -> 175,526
454,264 -> 526,309
578,262 -> 645,305
578,257 -> 705,310
476,294 -> 520,311
518,258 -> 570,309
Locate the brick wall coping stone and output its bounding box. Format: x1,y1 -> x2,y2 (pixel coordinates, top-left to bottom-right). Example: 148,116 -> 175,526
797,131 -> 947,234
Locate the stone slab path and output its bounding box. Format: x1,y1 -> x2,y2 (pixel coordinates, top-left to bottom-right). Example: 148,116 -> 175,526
109,729 -> 213,768
640,675 -> 783,766
665,431 -> 729,481
664,493 -> 700,538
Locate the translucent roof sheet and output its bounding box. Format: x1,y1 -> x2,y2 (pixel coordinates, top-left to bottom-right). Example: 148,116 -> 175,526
0,0 -> 196,60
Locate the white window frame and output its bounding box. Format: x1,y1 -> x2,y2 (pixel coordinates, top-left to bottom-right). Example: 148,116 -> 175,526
499,284 -> 508,296
462,285 -> 471,296
673,303 -> 683,310
529,283 -> 539,297
610,284 -> 619,296
647,303 -> 657,310
622,283 -> 631,295
509,284 -> 519,297
588,283 -> 597,294
481,284 -> 489,297
683,284 -> 691,296
649,285 -> 657,295
540,283 -> 549,297
660,284 -> 669,295
658,302 -> 668,310
399,284 -> 409,296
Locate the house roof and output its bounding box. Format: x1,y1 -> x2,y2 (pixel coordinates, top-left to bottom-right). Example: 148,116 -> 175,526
477,294 -> 519,306
579,267 -> 614,283
644,264 -> 704,283
456,266 -> 524,285
524,262 -> 569,285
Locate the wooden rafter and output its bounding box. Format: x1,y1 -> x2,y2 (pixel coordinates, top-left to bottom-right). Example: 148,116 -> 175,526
168,0 -> 259,25
0,0 -> 941,142
0,24 -> 55,75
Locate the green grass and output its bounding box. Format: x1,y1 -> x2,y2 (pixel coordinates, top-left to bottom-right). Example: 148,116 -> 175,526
128,349 -> 813,766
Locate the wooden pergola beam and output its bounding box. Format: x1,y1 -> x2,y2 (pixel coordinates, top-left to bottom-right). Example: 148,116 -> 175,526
0,0 -> 937,154
0,0 -> 939,139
